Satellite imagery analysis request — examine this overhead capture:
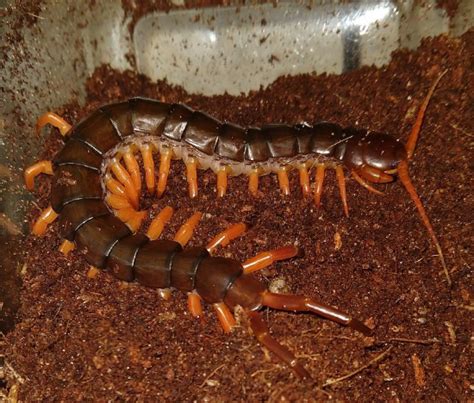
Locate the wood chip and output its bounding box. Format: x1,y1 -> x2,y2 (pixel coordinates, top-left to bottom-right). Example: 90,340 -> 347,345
411,354 -> 426,387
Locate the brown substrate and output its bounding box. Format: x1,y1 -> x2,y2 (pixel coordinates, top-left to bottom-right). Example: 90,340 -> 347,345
4,31 -> 473,401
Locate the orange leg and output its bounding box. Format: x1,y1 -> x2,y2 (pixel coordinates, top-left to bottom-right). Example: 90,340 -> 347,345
140,144 -> 155,194
146,206 -> 174,240
207,222 -> 247,253
186,158 -> 198,198
351,170 -> 384,195
122,149 -> 141,193
32,205 -> 58,235
110,159 -> 139,209
214,302 -> 236,333
36,112 -> 71,136
277,168 -> 290,196
298,165 -> 311,197
242,245 -> 299,274
406,70 -> 447,159
173,212 -> 202,247
314,164 -> 325,208
106,194 -> 132,210
59,239 -> 75,255
358,165 -> 392,184
261,292 -> 372,335
216,167 -> 229,198
105,175 -> 126,197
335,166 -> 349,217
115,207 -> 139,222
248,169 -> 259,196
157,149 -> 172,197
247,310 -> 310,379
126,210 -> 147,233
24,160 -> 53,191
188,292 -> 203,318
398,161 -> 451,285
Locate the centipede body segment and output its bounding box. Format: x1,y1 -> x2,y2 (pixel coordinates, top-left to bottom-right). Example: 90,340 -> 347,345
25,71 -> 448,379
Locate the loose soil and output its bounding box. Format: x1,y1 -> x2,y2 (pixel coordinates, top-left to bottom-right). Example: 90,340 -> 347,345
3,31 -> 473,401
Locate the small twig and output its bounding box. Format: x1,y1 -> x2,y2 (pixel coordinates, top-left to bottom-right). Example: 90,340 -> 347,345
377,337 -> 441,346
26,12 -> 45,20
199,363 -> 225,388
251,367 -> 278,378
323,346 -> 393,387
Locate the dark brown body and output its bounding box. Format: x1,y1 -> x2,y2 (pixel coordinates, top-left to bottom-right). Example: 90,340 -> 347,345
50,97 -> 407,310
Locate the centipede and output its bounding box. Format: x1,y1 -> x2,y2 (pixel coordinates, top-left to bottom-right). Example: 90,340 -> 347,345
24,71 -> 447,378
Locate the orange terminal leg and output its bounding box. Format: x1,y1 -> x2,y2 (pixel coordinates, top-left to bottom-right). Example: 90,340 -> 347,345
216,167 -> 229,198
335,166 -> 349,217
59,239 -> 75,255
277,168 -> 290,196
214,302 -> 236,333
36,112 -> 71,136
207,222 -> 247,253
242,245 -> 299,274
110,159 -> 139,209
398,161 -> 451,285
247,310 -> 310,379
248,169 -> 259,196
146,206 -> 174,240
185,158 -> 199,198
32,205 -> 58,236
140,144 -> 155,194
122,149 -> 142,193
24,160 -> 53,191
261,292 -> 372,336
187,291 -> 203,318
173,212 -> 202,247
351,170 -> 384,195
314,164 -> 325,208
157,149 -> 172,197
115,207 -> 139,222
298,165 -> 311,196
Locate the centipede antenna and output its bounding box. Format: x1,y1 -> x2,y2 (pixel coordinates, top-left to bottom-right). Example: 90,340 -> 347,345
140,144 -> 155,194
242,245 -> 299,274
24,160 -> 53,191
247,310 -> 311,379
351,170 -> 384,195
335,166 -> 349,217
32,205 -> 58,236
405,70 -> 448,159
398,161 -> 451,285
122,149 -> 142,192
36,112 -> 72,136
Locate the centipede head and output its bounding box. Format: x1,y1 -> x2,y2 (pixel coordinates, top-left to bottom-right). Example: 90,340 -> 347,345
343,130 -> 407,183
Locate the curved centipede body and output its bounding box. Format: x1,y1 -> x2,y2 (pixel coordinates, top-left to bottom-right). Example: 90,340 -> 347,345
24,71 -> 447,378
